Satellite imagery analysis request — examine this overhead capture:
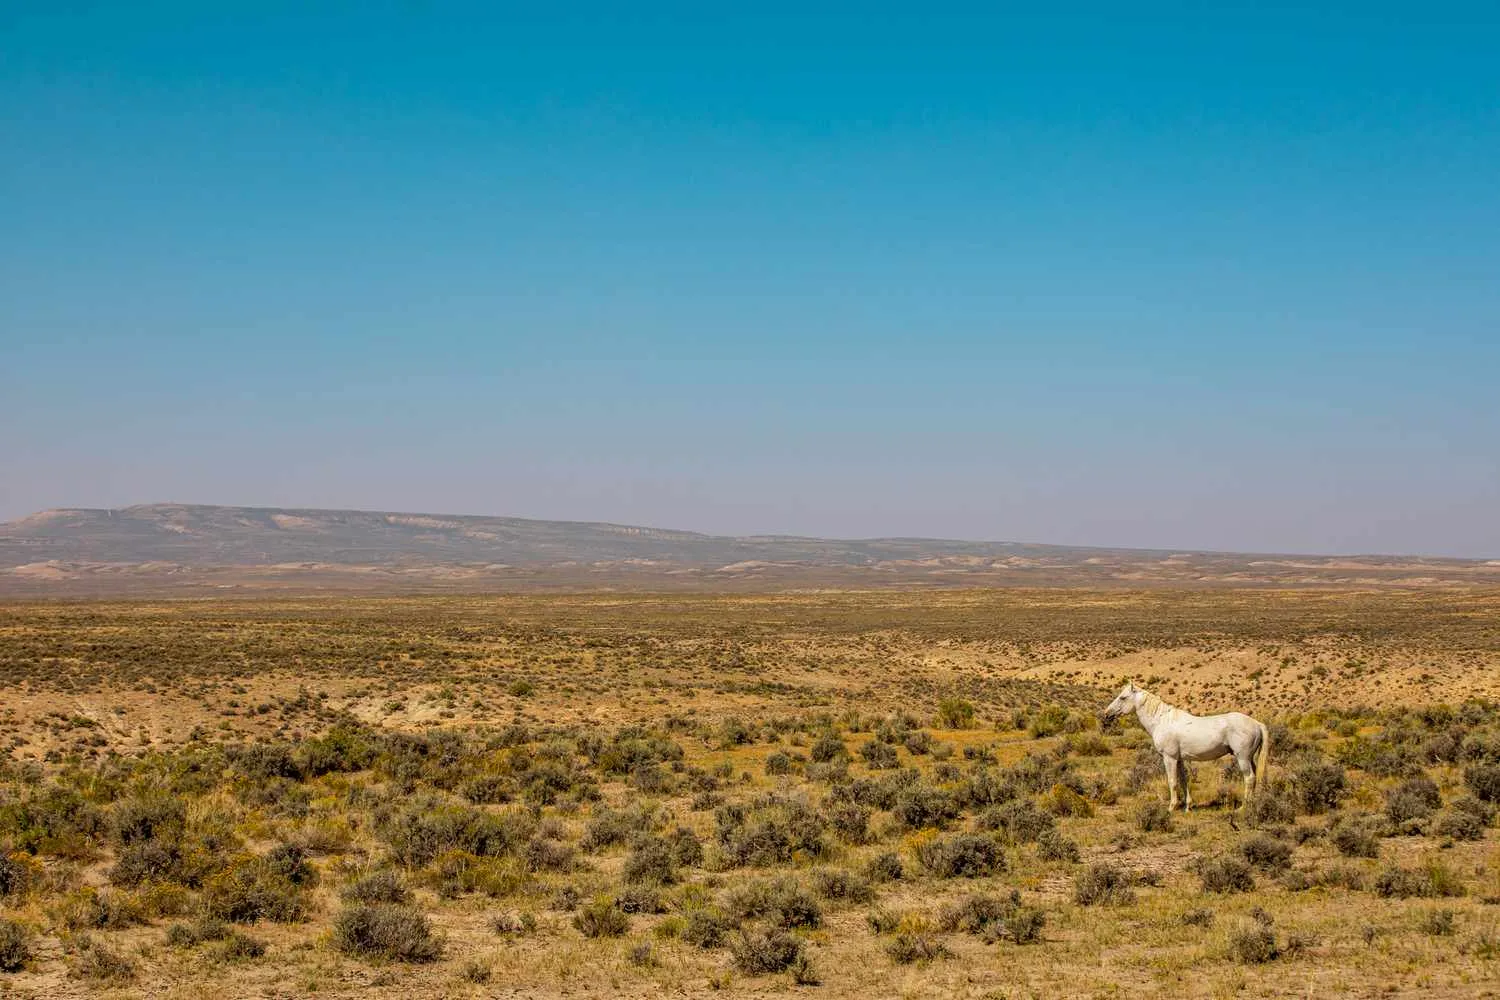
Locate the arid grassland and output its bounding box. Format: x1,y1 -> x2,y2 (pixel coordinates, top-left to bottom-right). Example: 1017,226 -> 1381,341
1,588 -> 1499,998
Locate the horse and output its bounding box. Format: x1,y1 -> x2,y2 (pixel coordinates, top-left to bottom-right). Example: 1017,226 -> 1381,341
1099,681 -> 1269,811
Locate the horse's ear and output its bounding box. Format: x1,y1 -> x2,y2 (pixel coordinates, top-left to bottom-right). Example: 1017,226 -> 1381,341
1124,680 -> 1135,691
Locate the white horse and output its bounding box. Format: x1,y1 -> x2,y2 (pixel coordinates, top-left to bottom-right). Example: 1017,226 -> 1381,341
1100,681 -> 1269,811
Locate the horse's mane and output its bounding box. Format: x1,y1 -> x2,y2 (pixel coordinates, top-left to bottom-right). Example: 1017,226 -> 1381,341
1137,689 -> 1177,718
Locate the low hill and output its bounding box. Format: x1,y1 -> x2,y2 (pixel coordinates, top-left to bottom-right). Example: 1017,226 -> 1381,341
1,503 -> 1495,594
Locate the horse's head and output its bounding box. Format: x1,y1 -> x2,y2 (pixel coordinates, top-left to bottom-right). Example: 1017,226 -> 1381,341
1100,681 -> 1140,721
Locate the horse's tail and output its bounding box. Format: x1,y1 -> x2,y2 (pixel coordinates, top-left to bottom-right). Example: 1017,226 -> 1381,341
1253,721 -> 1271,793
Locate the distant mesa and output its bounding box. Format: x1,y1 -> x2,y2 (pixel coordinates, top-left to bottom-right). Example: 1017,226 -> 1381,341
0,503 -> 1495,595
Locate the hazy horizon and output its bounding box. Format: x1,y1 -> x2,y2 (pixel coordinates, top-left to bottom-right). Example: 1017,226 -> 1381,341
4,6 -> 1497,558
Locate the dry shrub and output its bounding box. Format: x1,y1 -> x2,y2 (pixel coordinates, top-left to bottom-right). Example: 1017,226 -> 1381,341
66,935 -> 136,983
681,908 -> 731,948
1194,855 -> 1256,894
730,927 -> 804,974
1133,800 -> 1173,833
1036,828 -> 1080,863
1290,757 -> 1347,814
1044,784 -> 1094,818
341,870 -> 410,905
938,891 -> 1046,944
811,867 -> 874,903
1238,834 -> 1293,872
201,857 -> 309,923
1074,862 -> 1135,906
0,919 -> 32,972
723,876 -> 823,928
1330,816 -> 1382,859
884,915 -> 949,964
914,833 -> 1005,878
333,903 -> 443,961
1228,924 -> 1280,963
572,896 -> 630,938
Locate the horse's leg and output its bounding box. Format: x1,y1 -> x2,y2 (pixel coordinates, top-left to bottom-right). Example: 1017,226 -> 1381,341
1163,754 -> 1180,810
1180,758 -> 1193,812
1237,751 -> 1256,809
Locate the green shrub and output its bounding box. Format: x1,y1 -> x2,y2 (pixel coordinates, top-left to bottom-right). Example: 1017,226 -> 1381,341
936,698 -> 977,730
713,796 -> 827,868
110,794 -> 187,846
788,951 -> 820,985
0,855 -> 33,897
0,785 -> 105,857
616,884 -> 665,914
625,940 -> 655,968
1122,747 -> 1164,793
1316,862 -> 1368,891
826,801 -> 871,844
1067,730 -> 1113,757
1245,786 -> 1299,826
1372,860 -> 1464,900
265,842 -> 318,886
904,730 -> 933,755
522,835 -> 574,873
580,804 -> 653,851
333,903 -> 442,961
1433,806 -> 1487,841
1043,784 -> 1094,818
1028,705 -> 1070,739
1181,906 -> 1215,927
381,800 -> 534,867
109,840 -> 183,887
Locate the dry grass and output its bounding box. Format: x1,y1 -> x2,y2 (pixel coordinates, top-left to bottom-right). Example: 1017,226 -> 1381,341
0,589 -> 1497,997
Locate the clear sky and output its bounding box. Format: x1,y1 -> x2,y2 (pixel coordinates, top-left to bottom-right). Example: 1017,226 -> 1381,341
3,3 -> 1497,556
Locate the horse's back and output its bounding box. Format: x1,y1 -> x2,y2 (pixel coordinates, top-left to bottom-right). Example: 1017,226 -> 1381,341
1168,710 -> 1262,759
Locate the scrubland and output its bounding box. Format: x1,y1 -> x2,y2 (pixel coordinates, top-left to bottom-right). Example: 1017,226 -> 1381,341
0,588 -> 1498,998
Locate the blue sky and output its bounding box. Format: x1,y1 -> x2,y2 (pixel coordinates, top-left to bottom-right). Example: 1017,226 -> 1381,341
3,3 -> 1497,555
